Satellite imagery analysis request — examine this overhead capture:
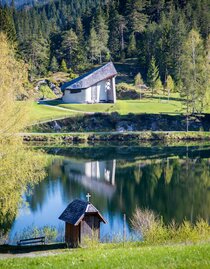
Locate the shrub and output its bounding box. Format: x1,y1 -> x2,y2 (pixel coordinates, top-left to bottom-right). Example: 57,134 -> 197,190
116,83 -> 139,99
131,208 -> 210,244
39,85 -> 57,99
13,225 -> 58,244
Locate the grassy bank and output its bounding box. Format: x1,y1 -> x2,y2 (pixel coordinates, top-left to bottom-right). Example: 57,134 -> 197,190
23,131 -> 210,143
46,98 -> 183,115
24,102 -> 75,124
26,98 -> 183,125
21,99 -> 210,125
0,243 -> 210,269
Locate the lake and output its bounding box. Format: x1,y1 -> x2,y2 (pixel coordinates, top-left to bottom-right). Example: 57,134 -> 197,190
6,143 -> 210,243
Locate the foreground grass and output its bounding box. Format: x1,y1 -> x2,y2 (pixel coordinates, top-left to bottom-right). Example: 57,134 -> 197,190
0,243 -> 210,269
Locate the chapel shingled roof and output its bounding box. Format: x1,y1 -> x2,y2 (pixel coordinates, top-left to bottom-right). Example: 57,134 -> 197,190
61,62 -> 117,91
58,199 -> 106,225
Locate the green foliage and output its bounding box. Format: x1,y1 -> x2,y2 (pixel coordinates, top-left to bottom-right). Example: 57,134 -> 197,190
0,0 -> 208,115
39,85 -> 57,99
128,32 -> 137,57
60,59 -> 68,72
50,56 -> 59,73
61,29 -> 79,69
0,6 -> 16,43
19,37 -> 50,78
154,78 -> 163,92
165,75 -> 175,92
0,32 -> 28,135
147,56 -> 160,94
131,208 -> 210,244
134,73 -> 144,86
180,29 -> 209,113
88,26 -> 101,63
14,225 -> 58,243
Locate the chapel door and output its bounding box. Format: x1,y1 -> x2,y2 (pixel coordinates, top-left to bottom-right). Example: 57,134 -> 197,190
91,86 -> 98,102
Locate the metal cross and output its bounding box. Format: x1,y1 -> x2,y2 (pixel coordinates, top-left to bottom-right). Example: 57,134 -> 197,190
86,193 -> 91,202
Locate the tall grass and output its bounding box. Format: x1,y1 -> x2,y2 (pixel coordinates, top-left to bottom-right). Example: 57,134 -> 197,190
131,208 -> 210,244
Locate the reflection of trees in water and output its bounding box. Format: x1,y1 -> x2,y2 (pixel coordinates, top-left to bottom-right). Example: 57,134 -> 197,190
112,158 -> 210,224
0,145 -> 46,239
25,151 -> 210,228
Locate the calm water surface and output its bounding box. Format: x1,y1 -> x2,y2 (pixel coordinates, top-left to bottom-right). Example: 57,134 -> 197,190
9,144 -> 210,242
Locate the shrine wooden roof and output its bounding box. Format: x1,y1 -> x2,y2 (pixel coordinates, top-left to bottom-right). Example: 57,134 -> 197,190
59,199 -> 106,225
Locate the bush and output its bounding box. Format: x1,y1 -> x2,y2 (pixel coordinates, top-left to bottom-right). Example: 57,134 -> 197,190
13,225 -> 58,244
116,83 -> 140,100
39,85 -> 57,99
131,208 -> 210,244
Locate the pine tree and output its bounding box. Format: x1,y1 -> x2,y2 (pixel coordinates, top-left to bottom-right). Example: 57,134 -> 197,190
95,12 -> 109,63
88,26 -> 101,64
147,56 -> 159,96
50,56 -> 59,73
108,5 -> 121,60
128,0 -> 148,34
0,6 -> 17,43
61,29 -> 79,69
127,32 -> 137,57
155,77 -> 163,92
75,17 -> 87,70
60,59 -> 68,72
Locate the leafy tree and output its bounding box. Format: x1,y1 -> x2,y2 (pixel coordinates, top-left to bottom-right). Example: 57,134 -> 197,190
165,75 -> 175,92
134,72 -> 144,86
135,72 -> 144,99
180,29 -> 209,114
165,75 -> 175,101
0,32 -> 28,135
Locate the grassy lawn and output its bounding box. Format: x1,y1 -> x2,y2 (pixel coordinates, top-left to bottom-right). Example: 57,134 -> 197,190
27,102 -> 75,124
23,96 -> 210,124
0,243 -> 210,269
47,98 -> 183,115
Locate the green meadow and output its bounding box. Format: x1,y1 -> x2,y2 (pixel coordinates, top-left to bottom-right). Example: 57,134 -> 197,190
0,243 -> 210,269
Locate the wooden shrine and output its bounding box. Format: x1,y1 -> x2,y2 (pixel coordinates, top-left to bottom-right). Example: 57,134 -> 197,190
59,194 -> 106,247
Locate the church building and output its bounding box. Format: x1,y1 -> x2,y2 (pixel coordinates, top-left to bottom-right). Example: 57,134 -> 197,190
61,62 -> 117,104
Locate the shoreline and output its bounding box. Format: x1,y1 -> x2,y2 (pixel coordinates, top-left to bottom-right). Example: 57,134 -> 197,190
22,131 -> 210,143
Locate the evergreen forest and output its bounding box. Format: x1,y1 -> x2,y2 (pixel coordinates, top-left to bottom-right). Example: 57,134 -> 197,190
0,0 -> 210,112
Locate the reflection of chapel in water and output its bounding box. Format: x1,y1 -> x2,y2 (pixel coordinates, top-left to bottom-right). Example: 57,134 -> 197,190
63,160 -> 116,197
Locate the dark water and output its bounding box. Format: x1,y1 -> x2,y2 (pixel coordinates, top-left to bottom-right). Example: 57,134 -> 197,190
9,144 -> 210,242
